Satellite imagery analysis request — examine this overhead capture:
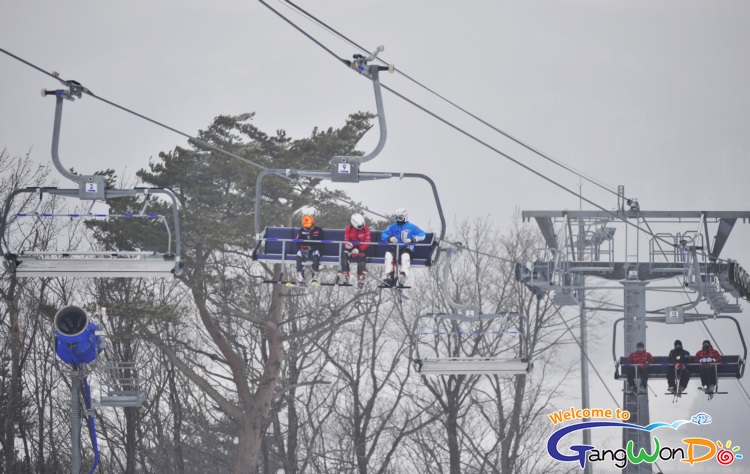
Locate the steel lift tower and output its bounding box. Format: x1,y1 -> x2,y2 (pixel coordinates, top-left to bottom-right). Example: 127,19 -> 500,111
516,187 -> 750,474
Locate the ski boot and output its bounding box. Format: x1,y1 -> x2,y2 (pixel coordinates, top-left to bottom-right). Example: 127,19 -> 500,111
398,272 -> 408,288
384,271 -> 397,287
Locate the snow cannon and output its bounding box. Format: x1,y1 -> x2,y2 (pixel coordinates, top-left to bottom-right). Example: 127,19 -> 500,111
54,306 -> 103,366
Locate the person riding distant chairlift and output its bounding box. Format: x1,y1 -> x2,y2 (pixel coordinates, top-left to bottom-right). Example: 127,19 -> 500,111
380,208 -> 426,287
667,339 -> 691,395
625,342 -> 654,394
695,339 -> 722,394
339,213 -> 371,289
294,215 -> 324,286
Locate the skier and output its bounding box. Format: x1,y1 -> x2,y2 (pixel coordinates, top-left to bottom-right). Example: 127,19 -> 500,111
339,213 -> 371,289
695,340 -> 722,394
380,208 -> 425,287
625,342 -> 653,394
294,215 -> 323,286
667,339 -> 691,395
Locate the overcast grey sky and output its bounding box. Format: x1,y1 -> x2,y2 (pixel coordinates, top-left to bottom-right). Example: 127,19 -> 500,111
2,1 -> 750,472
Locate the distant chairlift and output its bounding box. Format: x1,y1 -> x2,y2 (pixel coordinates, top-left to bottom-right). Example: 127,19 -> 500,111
251,48 -> 445,278
613,308 -> 746,397
411,245 -> 532,376
1,79 -> 182,278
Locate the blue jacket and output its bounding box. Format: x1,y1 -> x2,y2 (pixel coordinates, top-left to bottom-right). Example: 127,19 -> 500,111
381,221 -> 426,249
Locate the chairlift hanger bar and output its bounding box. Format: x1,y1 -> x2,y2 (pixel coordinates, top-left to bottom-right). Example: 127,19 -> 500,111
253,61 -> 446,251
0,47 -> 394,226
279,0 -> 623,201
611,315 -> 747,370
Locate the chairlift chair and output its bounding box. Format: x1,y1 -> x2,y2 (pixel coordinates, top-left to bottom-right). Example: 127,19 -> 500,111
411,246 -> 532,376
251,48 -> 445,281
1,81 -> 182,278
613,313 -> 747,395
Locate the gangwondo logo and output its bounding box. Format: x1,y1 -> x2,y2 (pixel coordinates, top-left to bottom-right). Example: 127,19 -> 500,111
546,408 -> 743,469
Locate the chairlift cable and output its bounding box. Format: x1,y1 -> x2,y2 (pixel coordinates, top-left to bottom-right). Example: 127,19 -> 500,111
279,0 -> 621,199
0,47 -> 389,223
379,82 -> 698,258
258,2 -> 735,266
558,308 -> 622,407
437,238 -> 517,264
735,380 -> 750,410
0,34 -> 733,266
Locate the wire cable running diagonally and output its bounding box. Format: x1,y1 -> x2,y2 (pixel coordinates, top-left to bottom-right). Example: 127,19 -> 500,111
558,308 -> 622,407
256,2 -> 733,264
379,83 -> 680,252
280,0 -> 621,199
0,47 -> 391,222
0,43 -> 516,267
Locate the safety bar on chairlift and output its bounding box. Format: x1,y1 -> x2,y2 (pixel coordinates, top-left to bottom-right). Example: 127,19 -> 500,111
253,170 -> 446,262
411,312 -> 529,369
1,187 -> 183,276
612,315 -> 747,376
254,236 -> 433,262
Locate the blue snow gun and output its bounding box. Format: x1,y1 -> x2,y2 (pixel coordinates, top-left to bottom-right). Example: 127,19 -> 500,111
54,306 -> 103,366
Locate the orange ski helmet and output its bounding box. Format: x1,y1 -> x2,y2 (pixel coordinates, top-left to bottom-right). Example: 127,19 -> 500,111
302,215 -> 315,229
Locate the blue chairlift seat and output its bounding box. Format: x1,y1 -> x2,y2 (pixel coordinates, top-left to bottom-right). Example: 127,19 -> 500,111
615,355 -> 745,379
252,227 -> 438,268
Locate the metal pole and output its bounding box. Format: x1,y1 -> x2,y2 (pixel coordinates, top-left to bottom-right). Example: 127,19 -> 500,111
622,281 -> 651,474
71,369 -> 82,474
579,275 -> 592,474
51,95 -> 80,184
577,213 -> 593,474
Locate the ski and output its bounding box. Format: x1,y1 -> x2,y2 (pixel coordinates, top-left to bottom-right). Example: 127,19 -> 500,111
366,273 -> 410,301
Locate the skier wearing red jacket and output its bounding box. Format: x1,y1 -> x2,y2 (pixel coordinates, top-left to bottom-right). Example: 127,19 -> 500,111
695,340 -> 722,394
339,213 -> 370,288
625,342 -> 654,394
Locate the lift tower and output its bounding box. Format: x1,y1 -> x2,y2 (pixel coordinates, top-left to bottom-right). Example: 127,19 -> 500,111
516,187 -> 750,474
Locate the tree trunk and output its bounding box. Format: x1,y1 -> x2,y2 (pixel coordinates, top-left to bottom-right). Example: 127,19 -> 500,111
167,365 -> 185,474
446,390 -> 461,474
3,279 -> 20,471
232,283 -> 286,473
285,365 -> 299,474
354,397 -> 367,474
501,375 -> 526,472
125,406 -> 137,474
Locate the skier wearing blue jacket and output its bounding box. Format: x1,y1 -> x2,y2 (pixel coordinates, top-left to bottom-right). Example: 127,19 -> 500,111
381,208 -> 426,287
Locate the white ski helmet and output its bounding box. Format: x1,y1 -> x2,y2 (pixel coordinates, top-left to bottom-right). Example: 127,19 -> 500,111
394,208 -> 408,223
351,213 -> 365,229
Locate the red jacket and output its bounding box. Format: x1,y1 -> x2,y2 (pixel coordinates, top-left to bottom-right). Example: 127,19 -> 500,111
344,225 -> 371,252
696,348 -> 722,364
628,350 -> 654,367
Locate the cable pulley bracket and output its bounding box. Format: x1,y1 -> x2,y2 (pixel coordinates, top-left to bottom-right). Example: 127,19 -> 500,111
344,45 -> 394,77
41,73 -> 91,101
